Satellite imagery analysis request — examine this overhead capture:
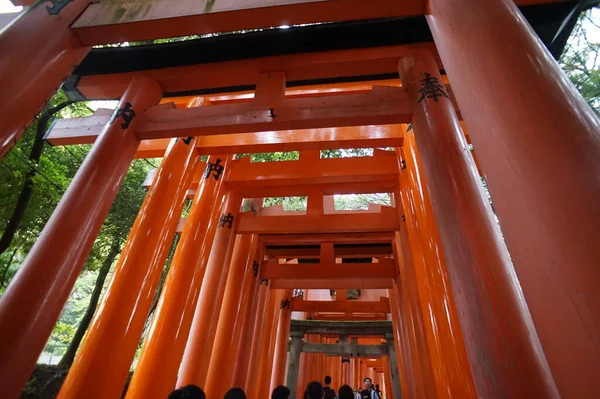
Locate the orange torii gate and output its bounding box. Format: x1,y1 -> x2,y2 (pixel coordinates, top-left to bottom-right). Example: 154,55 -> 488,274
0,0 -> 599,398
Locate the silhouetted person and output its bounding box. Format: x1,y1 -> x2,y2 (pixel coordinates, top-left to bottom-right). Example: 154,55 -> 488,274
272,385 -> 291,399
168,385 -> 206,399
224,387 -> 247,399
374,384 -> 382,399
305,381 -> 324,399
360,377 -> 375,399
323,375 -> 336,399
339,384 -> 355,399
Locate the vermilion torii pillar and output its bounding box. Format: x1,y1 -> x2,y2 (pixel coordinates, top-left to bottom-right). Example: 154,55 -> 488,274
399,50 -> 559,398
59,100 -> 203,399
126,155 -> 230,399
177,191 -> 244,387
427,1 -> 600,396
270,289 -> 294,391
0,0 -> 90,158
204,233 -> 258,397
399,134 -> 477,398
232,252 -> 267,390
0,77 -> 161,399
252,288 -> 283,399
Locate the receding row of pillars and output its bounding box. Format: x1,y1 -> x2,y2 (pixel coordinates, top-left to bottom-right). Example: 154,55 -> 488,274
1,0 -> 600,396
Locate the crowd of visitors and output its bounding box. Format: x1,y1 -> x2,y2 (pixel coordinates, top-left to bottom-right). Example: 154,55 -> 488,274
168,376 -> 384,399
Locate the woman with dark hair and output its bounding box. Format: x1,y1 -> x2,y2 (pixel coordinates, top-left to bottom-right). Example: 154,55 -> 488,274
304,381 -> 324,399
223,388 -> 247,399
339,384 -> 355,399
168,385 -> 206,399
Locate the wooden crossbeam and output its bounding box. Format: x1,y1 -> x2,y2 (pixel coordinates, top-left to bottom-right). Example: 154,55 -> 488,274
71,0 -> 570,46
46,121 -> 404,159
311,314 -> 389,321
291,297 -> 391,313
265,244 -> 393,259
260,233 -> 395,245
270,278 -> 392,289
300,343 -> 387,356
137,86 -> 411,139
72,0 -> 415,46
225,152 -> 399,197
290,320 -> 393,336
236,206 -> 400,234
260,261 -> 397,280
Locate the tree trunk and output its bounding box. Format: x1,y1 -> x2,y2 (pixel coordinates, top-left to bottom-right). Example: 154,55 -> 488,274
0,101 -> 74,257
57,239 -> 122,369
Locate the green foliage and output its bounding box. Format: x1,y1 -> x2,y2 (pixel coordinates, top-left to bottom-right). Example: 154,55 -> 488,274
560,8 -> 600,114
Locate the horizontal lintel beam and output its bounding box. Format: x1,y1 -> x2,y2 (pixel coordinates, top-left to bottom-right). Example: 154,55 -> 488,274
225,152 -> 399,193
260,261 -> 397,280
72,0 -> 568,46
300,343 -> 387,356
265,244 -> 393,258
138,86 -> 411,139
72,0 -> 418,46
237,208 -> 400,235
291,297 -> 391,313
270,278 -> 392,289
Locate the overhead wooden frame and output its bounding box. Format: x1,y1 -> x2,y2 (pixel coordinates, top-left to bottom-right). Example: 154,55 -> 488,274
224,151 -> 400,197
260,260 -> 397,280
236,206 -> 400,235
69,0 -> 574,47
291,297 -> 391,313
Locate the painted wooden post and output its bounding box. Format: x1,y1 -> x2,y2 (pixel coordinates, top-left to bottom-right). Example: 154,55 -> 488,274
428,1 -> 600,396
177,191 -> 244,387
126,155 -> 230,399
0,77 -> 161,399
59,134 -> 197,399
398,49 -> 558,398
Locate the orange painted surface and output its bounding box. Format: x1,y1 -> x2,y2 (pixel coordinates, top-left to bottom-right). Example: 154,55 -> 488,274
72,0 -> 416,45
75,45 -> 422,99
204,234 -> 257,397
0,77 -> 161,399
138,87 -> 411,140
125,156 -> 229,399
249,289 -> 281,399
0,0 -> 90,158
231,244 -> 265,389
401,136 -> 477,398
177,191 -> 243,387
399,49 -> 559,398
429,1 -> 600,397
241,282 -> 271,390
395,192 -> 436,399
59,134 -> 198,399
270,289 -> 294,391
388,286 -> 412,399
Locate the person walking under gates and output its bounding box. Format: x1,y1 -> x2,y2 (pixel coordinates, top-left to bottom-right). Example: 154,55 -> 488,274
360,378 -> 377,399
323,375 -> 336,399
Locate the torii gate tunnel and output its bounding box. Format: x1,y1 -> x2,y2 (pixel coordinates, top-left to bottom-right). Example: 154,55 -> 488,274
0,0 -> 599,398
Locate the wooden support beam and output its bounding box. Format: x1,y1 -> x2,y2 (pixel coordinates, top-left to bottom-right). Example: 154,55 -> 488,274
291,297 -> 391,313
138,86 -> 411,139
290,320 -> 393,336
46,122 -> 404,159
71,0 -> 569,46
311,314 -> 389,321
72,0 -> 416,46
264,244 -> 393,259
260,233 -> 395,245
225,152 -> 399,196
300,343 -> 387,356
237,206 -> 400,234
260,261 -> 397,280
270,278 -> 392,290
